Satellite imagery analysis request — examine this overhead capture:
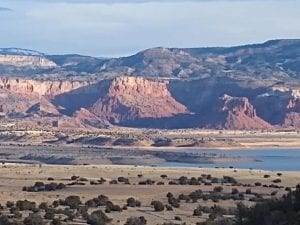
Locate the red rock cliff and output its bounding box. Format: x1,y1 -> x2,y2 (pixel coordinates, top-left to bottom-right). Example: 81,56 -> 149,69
91,76 -> 189,123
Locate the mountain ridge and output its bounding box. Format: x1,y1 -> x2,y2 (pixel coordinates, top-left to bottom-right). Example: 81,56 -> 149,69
0,39 -> 299,130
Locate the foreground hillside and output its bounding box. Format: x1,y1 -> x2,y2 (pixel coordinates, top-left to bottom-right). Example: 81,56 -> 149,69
0,39 -> 299,130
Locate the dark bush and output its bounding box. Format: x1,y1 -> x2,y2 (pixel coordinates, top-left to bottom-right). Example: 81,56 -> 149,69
168,181 -> 177,185
0,215 -> 11,225
39,202 -> 48,211
178,176 -> 189,185
271,191 -> 278,196
254,182 -> 262,186
44,209 -> 55,220
71,176 -> 79,180
51,218 -> 62,225
63,208 -> 75,221
85,199 -> 98,208
245,189 -> 252,194
23,213 -> 45,225
105,201 -> 122,212
189,189 -> 203,201
165,205 -> 173,211
124,216 -> 147,225
168,197 -> 180,208
189,178 -> 201,185
6,201 -> 14,208
151,201 -> 164,211
193,206 -> 202,216
79,177 -> 88,182
273,179 -> 282,183
126,198 -> 141,207
138,179 -> 155,185
64,195 -> 82,209
213,186 -> 223,193
23,182 -> 66,192
178,194 -> 190,201
166,192 -> 174,198
174,216 -> 181,221
222,176 -> 237,184
235,186 -> 300,225
231,188 -> 239,195
109,180 -> 118,184
16,200 -> 36,211
118,177 -> 129,183
87,210 -> 111,225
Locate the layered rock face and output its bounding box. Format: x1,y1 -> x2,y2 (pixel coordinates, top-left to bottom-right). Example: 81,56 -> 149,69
218,95 -> 272,130
91,76 -> 189,123
0,75 -> 298,130
0,55 -> 57,68
0,78 -> 93,96
284,98 -> 300,128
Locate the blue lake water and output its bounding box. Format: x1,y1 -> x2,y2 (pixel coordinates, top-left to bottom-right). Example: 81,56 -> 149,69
162,148 -> 300,172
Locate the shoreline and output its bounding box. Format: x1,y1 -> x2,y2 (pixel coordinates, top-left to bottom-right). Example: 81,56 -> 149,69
3,162 -> 300,173
0,144 -> 299,171
1,142 -> 300,151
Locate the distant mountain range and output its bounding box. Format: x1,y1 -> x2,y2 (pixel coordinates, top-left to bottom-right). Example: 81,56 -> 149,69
0,48 -> 44,56
1,39 -> 300,81
0,39 -> 299,130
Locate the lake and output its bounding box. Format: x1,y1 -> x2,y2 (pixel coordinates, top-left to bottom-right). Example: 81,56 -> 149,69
162,148 -> 300,171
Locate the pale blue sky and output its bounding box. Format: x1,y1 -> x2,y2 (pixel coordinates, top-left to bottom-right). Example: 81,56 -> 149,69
0,0 -> 299,57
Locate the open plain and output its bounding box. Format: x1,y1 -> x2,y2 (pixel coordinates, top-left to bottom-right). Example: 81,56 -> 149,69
0,163 -> 298,225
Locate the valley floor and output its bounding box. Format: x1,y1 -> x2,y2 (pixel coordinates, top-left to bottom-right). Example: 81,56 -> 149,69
0,163 -> 299,225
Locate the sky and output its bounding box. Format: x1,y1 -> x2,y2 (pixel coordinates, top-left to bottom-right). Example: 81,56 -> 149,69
0,0 -> 299,57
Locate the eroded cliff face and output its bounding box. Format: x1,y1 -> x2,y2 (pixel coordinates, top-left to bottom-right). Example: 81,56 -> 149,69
0,55 -> 57,68
284,97 -> 300,128
0,78 -> 93,96
91,76 -> 189,123
0,75 -> 297,130
219,95 -> 272,130
251,88 -> 300,128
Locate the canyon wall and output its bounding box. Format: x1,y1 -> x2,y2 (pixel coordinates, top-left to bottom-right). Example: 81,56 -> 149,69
0,76 -> 298,130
